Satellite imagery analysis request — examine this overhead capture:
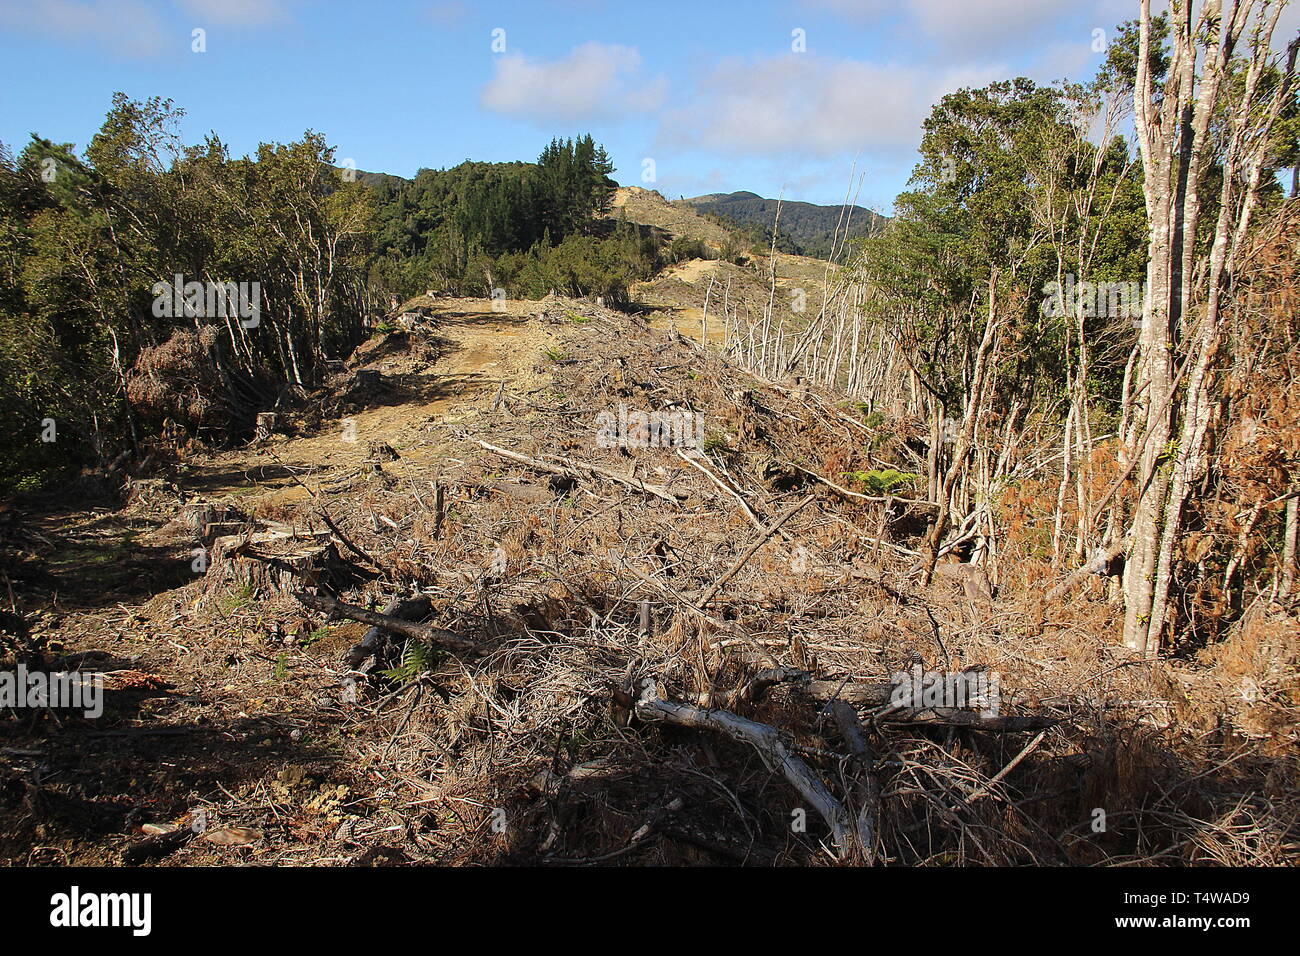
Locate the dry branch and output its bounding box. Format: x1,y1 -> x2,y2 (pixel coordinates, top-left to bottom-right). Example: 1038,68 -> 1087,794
632,676 -> 855,858
478,440 -> 682,504
697,494 -> 815,605
294,592 -> 479,654
674,448 -> 765,530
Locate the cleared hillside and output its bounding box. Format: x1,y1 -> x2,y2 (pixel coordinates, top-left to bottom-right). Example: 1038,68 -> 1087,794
607,186 -> 733,247
3,294 -> 1287,867
604,186 -> 839,344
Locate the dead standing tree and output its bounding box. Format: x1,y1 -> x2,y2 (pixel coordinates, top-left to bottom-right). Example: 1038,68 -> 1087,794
920,272 -> 1003,586
1123,0 -> 1297,656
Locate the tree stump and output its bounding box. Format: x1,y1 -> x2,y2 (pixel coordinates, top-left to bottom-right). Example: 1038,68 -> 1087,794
350,370 -> 384,401
255,412 -> 279,443
203,529 -> 364,596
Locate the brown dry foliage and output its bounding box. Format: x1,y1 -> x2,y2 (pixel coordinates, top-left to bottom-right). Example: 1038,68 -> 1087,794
5,295 -> 1296,867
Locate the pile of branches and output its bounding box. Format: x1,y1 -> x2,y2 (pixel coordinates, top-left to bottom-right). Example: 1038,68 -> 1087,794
181,304 -> 1295,865
127,326 -> 277,441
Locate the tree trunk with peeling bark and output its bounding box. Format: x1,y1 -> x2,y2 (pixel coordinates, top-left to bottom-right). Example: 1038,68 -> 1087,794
1123,0 -> 1294,656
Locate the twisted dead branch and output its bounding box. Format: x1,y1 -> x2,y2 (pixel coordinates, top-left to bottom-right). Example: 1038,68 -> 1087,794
293,591 -> 480,654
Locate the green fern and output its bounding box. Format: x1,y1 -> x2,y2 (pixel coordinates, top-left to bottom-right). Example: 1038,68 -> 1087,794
701,431 -> 728,453
844,468 -> 919,495
380,639 -> 444,683
299,626 -> 331,649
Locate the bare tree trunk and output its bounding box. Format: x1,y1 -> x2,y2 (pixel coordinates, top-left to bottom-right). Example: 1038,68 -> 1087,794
1282,495 -> 1298,599
1128,0 -> 1292,655
921,275 -> 1001,586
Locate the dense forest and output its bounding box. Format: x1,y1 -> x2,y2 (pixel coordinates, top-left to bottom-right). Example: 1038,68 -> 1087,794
362,135 -> 662,302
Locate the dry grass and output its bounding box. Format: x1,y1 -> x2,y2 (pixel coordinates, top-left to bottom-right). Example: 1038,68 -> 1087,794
2,296 -> 1296,867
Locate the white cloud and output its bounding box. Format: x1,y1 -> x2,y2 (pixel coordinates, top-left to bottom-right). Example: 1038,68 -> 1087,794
174,0 -> 288,26
480,42 -> 668,124
0,0 -> 169,58
0,0 -> 289,58
908,0 -> 1082,49
803,0 -> 1119,55
425,1 -> 468,26
659,53 -> 1006,158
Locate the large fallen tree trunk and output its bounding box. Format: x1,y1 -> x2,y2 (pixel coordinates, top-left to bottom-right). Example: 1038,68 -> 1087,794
735,669 -> 1059,732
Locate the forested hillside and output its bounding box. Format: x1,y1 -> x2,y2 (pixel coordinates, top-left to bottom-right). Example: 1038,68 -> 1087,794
684,190 -> 886,258
0,95 -> 376,493
362,136 -> 663,303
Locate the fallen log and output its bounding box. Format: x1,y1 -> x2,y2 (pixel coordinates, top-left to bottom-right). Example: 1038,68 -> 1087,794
745,672 -> 1057,732
828,699 -> 880,865
632,676 -> 855,858
294,591 -> 478,654
878,708 -> 1058,732
795,677 -> 895,706
1045,537 -> 1130,600
343,595 -> 433,668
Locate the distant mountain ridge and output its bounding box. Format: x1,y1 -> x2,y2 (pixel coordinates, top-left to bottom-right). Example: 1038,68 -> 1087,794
679,191 -> 887,260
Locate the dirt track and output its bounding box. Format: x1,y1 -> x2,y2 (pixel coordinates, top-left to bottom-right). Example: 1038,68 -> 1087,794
188,298 -> 561,509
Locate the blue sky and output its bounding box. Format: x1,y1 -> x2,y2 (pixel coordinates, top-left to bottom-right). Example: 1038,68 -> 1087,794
3,0 -> 1290,211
